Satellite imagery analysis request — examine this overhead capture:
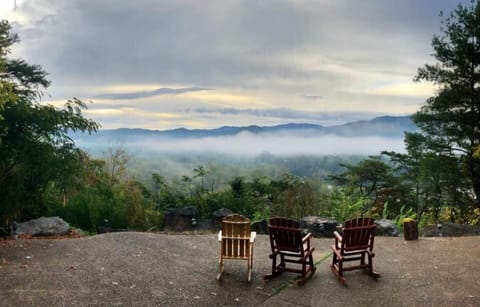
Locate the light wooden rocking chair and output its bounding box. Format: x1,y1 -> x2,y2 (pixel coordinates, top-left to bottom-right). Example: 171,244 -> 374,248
217,214 -> 256,282
331,217 -> 380,284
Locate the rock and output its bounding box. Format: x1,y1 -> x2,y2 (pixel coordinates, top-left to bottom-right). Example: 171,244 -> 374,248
212,208 -> 233,219
300,216 -> 339,237
97,219 -> 112,234
211,208 -> 233,230
0,226 -> 11,239
251,220 -> 268,234
374,219 -> 398,237
192,218 -> 214,232
422,222 -> 480,237
16,216 -> 70,236
164,206 -> 199,232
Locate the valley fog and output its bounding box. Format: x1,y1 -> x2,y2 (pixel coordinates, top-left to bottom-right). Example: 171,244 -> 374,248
78,133 -> 406,156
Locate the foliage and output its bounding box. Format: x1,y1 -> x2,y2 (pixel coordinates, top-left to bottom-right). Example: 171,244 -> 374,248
0,20 -> 99,224
413,2 -> 480,207
394,205 -> 417,233
322,188 -> 366,222
329,156 -> 410,218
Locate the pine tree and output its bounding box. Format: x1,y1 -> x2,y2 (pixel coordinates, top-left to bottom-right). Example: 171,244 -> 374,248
414,1 -> 480,206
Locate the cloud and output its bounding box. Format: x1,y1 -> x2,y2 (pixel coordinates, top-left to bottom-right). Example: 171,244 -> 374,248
13,0 -> 459,90
186,107 -> 383,124
95,87 -> 210,100
8,0 -> 471,129
303,95 -> 323,100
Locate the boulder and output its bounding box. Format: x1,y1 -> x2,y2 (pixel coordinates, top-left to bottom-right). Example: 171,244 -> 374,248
251,219 -> 268,234
97,219 -> 112,234
212,208 -> 233,219
193,218 -> 214,232
164,206 -> 199,232
0,226 -> 11,239
211,208 -> 233,230
300,216 -> 339,237
16,216 -> 70,236
422,222 -> 480,237
374,219 -> 398,237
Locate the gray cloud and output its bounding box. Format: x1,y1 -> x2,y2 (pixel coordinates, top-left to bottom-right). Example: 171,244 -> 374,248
14,0 -> 467,89
8,0 -> 472,129
186,107 -> 383,125
96,87 -> 209,100
13,0 -> 313,88
303,95 -> 323,100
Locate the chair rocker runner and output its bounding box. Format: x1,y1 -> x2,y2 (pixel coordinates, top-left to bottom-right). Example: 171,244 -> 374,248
264,217 -> 316,286
331,217 -> 380,284
217,214 -> 256,282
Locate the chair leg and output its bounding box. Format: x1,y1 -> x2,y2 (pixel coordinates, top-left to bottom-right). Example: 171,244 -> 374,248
280,254 -> 286,268
297,257 -> 307,285
248,247 -> 253,282
339,259 -> 344,278
309,253 -> 316,274
297,253 -> 316,286
368,253 -> 380,278
248,261 -> 252,282
217,257 -> 224,281
331,252 -> 339,275
330,252 -> 346,284
264,254 -> 281,281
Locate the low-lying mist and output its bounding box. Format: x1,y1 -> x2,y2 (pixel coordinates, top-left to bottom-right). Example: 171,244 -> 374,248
78,132 -> 406,156
75,132 -> 405,185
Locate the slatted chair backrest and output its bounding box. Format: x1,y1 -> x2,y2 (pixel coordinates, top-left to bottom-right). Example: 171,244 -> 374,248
342,217 -> 376,252
221,214 -> 251,259
268,217 -> 303,253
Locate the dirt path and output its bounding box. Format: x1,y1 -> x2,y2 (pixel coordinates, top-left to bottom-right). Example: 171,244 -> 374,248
1,233 -> 479,306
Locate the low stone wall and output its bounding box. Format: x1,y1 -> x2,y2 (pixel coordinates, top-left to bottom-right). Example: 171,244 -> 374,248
301,216 -> 339,238
422,222 -> 480,237
164,206 -> 199,232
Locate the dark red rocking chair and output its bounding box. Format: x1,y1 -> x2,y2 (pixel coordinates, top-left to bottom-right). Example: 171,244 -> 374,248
331,217 -> 380,284
264,217 -> 316,286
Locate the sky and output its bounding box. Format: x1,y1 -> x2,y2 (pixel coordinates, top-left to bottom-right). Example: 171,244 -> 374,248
0,0 -> 470,130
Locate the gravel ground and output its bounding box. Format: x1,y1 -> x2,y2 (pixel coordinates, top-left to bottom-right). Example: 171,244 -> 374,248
0,232 -> 479,306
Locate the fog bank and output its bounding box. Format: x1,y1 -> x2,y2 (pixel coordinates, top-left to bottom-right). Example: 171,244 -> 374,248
78,133 -> 405,156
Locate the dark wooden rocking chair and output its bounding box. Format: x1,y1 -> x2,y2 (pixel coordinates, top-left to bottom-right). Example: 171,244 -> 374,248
217,214 -> 256,282
264,217 -> 316,286
331,217 -> 380,284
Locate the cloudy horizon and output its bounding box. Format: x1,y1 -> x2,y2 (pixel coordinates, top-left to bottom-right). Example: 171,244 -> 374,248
1,0 -> 469,130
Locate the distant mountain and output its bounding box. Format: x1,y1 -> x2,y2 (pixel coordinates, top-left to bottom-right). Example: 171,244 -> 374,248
323,115 -> 418,138
72,115 -> 417,144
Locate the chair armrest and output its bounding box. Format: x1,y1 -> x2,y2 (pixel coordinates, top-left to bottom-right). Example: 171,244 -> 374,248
333,231 -> 343,242
217,230 -> 222,242
250,231 -> 257,243
302,232 -> 312,243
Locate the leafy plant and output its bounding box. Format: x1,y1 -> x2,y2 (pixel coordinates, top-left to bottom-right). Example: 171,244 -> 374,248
394,205 -> 417,232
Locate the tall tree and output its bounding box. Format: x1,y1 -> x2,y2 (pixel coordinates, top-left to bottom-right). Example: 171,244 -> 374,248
414,2 -> 480,206
329,156 -> 401,214
383,132 -> 429,218
0,20 -> 99,222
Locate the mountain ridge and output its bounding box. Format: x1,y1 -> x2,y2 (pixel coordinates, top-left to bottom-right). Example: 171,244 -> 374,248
72,115 -> 418,144
71,115 -> 416,155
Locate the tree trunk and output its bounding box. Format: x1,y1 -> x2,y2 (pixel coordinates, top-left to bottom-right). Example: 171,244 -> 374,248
403,220 -> 418,240
468,155 -> 480,208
